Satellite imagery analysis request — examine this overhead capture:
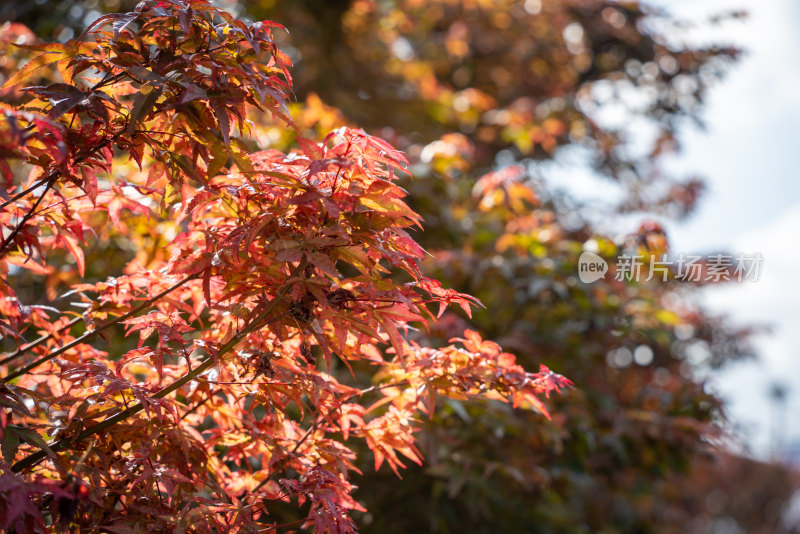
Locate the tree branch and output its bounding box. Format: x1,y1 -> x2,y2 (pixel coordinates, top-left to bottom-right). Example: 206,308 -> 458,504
0,174 -> 54,211
0,178 -> 55,256
0,132 -> 122,257
2,272 -> 201,381
12,261 -> 306,473
0,315 -> 83,367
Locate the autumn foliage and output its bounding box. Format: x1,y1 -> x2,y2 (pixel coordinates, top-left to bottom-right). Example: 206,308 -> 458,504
0,1 -> 573,531
4,0 -> 800,532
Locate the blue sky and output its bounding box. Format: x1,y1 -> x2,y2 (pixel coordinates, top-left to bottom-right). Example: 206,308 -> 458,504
541,0 -> 800,458
652,0 -> 800,457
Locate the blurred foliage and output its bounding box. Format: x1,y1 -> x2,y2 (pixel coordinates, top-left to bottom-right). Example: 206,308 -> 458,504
2,0 -> 797,532
244,0 -> 740,217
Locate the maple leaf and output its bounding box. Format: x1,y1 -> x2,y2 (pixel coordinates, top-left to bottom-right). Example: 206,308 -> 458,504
0,3 -> 578,531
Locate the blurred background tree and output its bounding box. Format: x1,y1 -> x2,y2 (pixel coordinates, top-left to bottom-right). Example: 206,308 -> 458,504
2,0 -> 797,532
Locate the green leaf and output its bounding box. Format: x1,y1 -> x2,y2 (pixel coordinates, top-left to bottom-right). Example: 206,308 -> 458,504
1,427 -> 20,463
13,426 -> 58,459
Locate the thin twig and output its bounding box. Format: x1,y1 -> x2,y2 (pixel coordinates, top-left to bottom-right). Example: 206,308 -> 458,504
0,132 -> 121,256
12,261 -> 306,473
250,418 -> 321,496
180,394 -> 213,421
0,174 -> 54,211
0,315 -> 83,367
2,272 -> 200,381
349,381 -> 408,399
0,178 -> 55,256
256,518 -> 306,533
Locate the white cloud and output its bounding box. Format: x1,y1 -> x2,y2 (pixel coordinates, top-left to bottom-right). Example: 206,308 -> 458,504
702,204 -> 800,456
596,0 -> 800,457
659,0 -> 800,254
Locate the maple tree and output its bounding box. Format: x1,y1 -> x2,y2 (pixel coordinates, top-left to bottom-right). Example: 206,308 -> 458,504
0,1 -> 573,532
225,0 -> 794,532
2,0 -> 798,533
